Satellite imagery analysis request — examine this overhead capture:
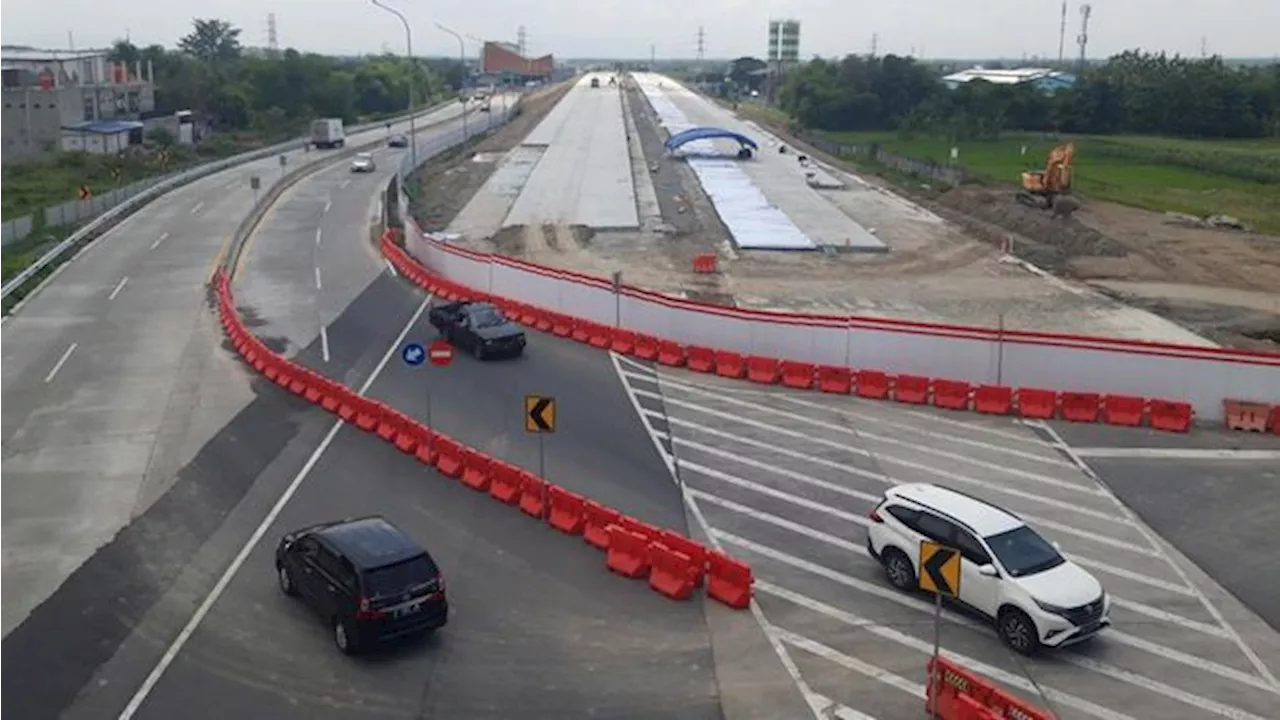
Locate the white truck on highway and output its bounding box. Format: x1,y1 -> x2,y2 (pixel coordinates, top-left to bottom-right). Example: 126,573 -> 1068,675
311,118 -> 345,149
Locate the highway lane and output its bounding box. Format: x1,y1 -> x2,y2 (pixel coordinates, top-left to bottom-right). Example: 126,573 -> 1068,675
1,101 -> 471,637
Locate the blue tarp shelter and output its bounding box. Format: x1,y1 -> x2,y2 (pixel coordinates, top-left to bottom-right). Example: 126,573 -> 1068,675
664,126 -> 759,153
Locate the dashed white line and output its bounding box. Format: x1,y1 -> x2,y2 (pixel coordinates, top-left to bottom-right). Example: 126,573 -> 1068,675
314,228 -> 323,245
150,232 -> 169,250
44,343 -> 78,383
320,325 -> 330,363
189,200 -> 205,214
107,276 -> 129,300
339,179 -> 352,189
314,266 -> 323,290
116,294 -> 432,720
322,200 -> 332,214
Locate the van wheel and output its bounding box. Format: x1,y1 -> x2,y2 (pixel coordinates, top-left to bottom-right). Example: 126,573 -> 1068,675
998,608 -> 1041,656
882,548 -> 916,591
333,618 -> 359,655
277,565 -> 298,597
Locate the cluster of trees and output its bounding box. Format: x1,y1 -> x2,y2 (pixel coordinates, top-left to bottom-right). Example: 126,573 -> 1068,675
767,51 -> 1280,140
108,18 -> 460,143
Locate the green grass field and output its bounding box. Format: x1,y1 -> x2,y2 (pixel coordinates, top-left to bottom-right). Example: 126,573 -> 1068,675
817,129 -> 1280,234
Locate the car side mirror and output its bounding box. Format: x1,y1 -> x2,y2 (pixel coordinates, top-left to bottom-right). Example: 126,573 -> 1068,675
977,564 -> 999,578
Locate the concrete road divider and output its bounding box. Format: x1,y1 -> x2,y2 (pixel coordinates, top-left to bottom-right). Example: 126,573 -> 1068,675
211,266 -> 753,609
382,230 -> 1272,433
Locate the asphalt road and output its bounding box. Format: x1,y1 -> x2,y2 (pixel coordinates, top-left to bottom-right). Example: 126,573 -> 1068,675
1,104 -> 469,635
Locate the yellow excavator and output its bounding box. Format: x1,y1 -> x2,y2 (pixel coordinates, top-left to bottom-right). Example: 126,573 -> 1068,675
1016,143 -> 1078,216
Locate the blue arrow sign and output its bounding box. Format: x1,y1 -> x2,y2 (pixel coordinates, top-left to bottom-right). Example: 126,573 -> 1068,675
401,342 -> 425,367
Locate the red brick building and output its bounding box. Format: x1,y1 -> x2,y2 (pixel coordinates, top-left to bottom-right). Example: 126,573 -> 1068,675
481,42 -> 553,80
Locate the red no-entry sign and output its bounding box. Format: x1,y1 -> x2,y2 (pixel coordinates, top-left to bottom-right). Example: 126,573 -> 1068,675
428,339 -> 454,366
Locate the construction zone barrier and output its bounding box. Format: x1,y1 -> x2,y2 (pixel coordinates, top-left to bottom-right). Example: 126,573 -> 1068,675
1224,399 -> 1271,432
211,265 -> 753,610
927,656 -> 1053,720
381,230 -> 1271,434
706,550 -> 753,609
692,253 -> 718,274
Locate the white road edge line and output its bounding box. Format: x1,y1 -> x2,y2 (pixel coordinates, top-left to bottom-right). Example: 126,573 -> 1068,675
607,354 -> 828,720
1071,447 -> 1280,461
320,325 -> 331,363
315,228 -> 323,245
189,201 -> 204,214
116,293 -> 432,720
43,342 -> 78,383
323,200 -> 332,214
108,276 -> 129,300
340,179 -> 352,189
150,232 -> 169,250
385,259 -> 398,277
314,266 -> 323,291
1028,420 -> 1280,690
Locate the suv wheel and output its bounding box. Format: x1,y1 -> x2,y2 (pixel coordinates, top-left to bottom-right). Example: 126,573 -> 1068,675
277,565 -> 298,597
882,548 -> 916,591
334,618 -> 358,655
998,608 -> 1041,656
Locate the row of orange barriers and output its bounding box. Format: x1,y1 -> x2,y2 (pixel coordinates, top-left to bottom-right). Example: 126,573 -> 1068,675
928,656 -> 1053,720
382,234 -> 1248,435
212,265 -> 753,609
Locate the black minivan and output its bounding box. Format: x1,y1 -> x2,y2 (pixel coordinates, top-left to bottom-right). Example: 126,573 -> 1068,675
275,516 -> 448,654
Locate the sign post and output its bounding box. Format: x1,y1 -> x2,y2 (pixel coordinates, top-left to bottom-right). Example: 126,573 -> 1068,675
524,394 -> 556,479
611,270 -> 623,327
403,341 -> 453,456
249,175 -> 261,206
919,540 -> 961,720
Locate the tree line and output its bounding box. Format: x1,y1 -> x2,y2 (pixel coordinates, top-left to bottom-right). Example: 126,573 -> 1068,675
108,18 -> 462,143
768,50 -> 1280,141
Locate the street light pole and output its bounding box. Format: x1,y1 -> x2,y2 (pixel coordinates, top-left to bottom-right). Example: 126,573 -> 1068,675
371,0 -> 418,170
435,23 -> 468,145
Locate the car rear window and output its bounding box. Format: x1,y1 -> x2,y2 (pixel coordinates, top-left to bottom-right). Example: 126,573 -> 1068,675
362,554 -> 439,596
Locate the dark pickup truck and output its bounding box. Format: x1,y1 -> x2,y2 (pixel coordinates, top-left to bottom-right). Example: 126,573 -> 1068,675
428,301 -> 526,359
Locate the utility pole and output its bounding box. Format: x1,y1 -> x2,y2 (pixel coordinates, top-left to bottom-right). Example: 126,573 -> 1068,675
1057,0 -> 1068,66
437,23 -> 469,145
267,13 -> 280,57
650,44 -> 656,68
696,26 -> 705,79
1076,4 -> 1091,76
370,0 -> 417,170
870,33 -> 878,58
517,25 -> 527,57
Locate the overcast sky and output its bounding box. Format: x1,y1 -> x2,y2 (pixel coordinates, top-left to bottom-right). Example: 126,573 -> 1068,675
3,0 -> 1278,61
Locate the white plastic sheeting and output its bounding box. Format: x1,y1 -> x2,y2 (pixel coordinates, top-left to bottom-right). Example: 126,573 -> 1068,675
401,227 -> 1280,422
632,73 -> 815,250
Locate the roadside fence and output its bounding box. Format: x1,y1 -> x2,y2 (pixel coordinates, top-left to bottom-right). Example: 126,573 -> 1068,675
2,216 -> 35,246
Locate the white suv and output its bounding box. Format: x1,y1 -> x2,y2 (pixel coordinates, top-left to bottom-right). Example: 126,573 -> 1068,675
867,483 -> 1110,654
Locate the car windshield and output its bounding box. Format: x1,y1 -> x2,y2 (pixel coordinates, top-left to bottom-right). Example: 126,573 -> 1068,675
984,526 -> 1064,578
356,154 -> 372,161
470,307 -> 507,328
363,554 -> 439,597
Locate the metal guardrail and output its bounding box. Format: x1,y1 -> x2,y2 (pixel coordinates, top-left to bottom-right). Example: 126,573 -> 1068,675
1,100 -> 457,302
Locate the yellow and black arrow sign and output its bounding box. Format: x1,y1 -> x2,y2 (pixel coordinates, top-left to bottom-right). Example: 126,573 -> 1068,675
525,395 -> 556,433
77,185 -> 92,200
918,540 -> 961,597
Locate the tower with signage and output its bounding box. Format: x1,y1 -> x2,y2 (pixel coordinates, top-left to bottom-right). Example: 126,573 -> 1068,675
766,19 -> 801,102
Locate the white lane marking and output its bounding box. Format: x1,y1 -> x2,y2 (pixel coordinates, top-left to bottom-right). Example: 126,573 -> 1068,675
108,276 -> 129,300
720,532 -> 1277,720
1072,447 -> 1280,461
764,584 -> 1132,720
385,259 -> 398,277
190,201 -> 204,214
775,629 -> 929,710
340,179 -> 352,189
320,325 -> 330,363
1108,597 -> 1231,638
1030,420 -> 1280,690
809,693 -> 879,720
322,200 -> 332,214
644,406 -> 1158,558
315,228 -> 323,246
150,232 -> 169,250
44,343 -> 78,383
607,354 -> 828,720
314,266 -> 322,291
117,294 -> 432,720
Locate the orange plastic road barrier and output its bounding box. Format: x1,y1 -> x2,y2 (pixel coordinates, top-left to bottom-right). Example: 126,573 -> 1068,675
657,340 -> 686,367
816,365 -> 852,394
414,430 -> 439,465
855,370 -> 891,399
1146,399 -> 1192,433
779,361 -> 815,389
931,379 -> 971,411
519,475 -> 549,518
687,346 -> 715,373
354,399 -> 381,432
460,451 -> 493,491
546,485 -> 587,534
302,374 -> 324,404
393,420 -> 422,454
1271,407 -> 1280,436
287,371 -> 308,397
336,394 -> 358,422
634,334 -> 660,361
658,530 -> 708,587
534,311 -> 554,333
706,550 -> 753,609
586,323 -> 611,349
926,656 -> 992,719
375,406 -> 401,441
619,515 -> 660,542
984,685 -> 1054,720
582,500 -> 622,550
551,314 -> 573,337
1224,399 -> 1271,432
714,350 -> 747,379
746,356 -> 780,384
434,437 -> 465,478
692,254 -> 718,274
647,543 -> 697,600
1102,395 -> 1145,427
973,385 -> 1013,415
487,461 -> 523,504
610,329 -> 637,355
1060,392 -> 1102,423
319,379 -> 344,412
956,694 -> 1000,720
894,374 -> 930,404
604,525 -> 651,578
517,305 -> 538,326
570,321 -> 591,343
1016,388 -> 1058,419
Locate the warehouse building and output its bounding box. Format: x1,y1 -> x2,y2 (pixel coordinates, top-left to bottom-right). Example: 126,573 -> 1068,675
941,67 -> 1076,94
479,41 -> 554,85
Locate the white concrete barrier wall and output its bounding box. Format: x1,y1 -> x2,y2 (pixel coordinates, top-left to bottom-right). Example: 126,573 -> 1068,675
403,227 -> 1280,421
